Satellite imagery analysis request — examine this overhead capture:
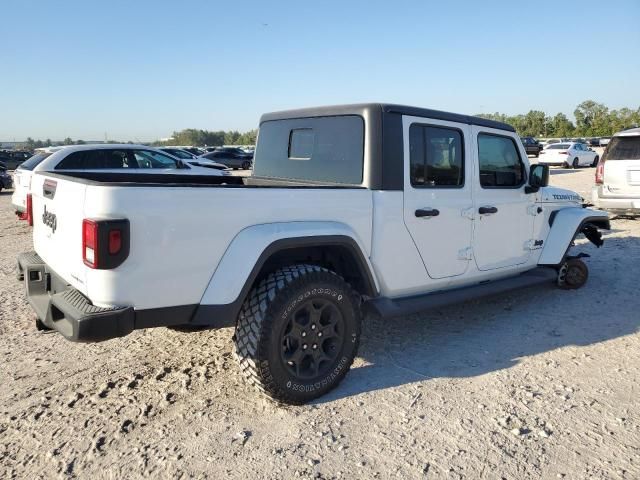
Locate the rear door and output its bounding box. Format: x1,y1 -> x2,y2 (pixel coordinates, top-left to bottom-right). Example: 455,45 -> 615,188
603,136 -> 640,197
575,143 -> 591,166
471,127 -> 535,270
402,116 -> 474,279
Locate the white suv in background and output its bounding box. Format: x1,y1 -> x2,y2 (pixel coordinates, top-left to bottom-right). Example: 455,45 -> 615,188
11,144 -> 229,218
593,128 -> 640,213
12,147 -> 67,216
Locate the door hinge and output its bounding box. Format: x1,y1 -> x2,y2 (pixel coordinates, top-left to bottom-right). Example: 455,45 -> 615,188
525,239 -> 544,250
458,247 -> 474,260
527,204 -> 543,216
461,207 -> 475,220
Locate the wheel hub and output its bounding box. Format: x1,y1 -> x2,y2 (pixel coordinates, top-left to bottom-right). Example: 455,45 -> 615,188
281,298 -> 344,380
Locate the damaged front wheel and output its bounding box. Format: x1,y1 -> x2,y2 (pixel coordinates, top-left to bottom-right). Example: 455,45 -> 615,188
557,258 -> 589,290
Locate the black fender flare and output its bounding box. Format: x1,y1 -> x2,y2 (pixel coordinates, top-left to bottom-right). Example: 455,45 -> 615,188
190,235 -> 377,327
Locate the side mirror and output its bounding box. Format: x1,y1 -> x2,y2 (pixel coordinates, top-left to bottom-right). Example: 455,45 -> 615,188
525,163 -> 549,193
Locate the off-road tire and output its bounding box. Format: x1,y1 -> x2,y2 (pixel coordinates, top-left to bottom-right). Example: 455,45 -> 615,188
234,264 -> 362,405
557,258 -> 589,289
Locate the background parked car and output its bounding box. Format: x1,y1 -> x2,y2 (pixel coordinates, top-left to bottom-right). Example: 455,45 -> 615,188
11,147 -> 65,214
181,146 -> 206,156
11,145 -> 227,217
593,127 -> 640,213
538,142 -> 599,168
159,147 -> 198,159
0,151 -> 32,170
588,138 -> 601,147
159,148 -> 229,170
0,163 -> 13,192
600,137 -> 612,147
520,137 -> 543,157
199,149 -> 253,170
214,146 -> 254,159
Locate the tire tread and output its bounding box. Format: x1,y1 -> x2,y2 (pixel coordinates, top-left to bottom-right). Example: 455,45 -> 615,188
234,264 -> 360,404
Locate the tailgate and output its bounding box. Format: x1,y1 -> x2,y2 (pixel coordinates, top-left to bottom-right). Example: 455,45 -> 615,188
604,159 -> 640,197
31,173 -> 89,295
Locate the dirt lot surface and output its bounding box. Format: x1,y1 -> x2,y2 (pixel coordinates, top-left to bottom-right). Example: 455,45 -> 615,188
1,168 -> 638,479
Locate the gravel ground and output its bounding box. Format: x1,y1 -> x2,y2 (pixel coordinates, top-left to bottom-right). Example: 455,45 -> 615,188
0,168 -> 638,479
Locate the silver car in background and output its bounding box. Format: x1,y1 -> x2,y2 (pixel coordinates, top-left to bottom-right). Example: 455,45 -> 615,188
592,128 -> 640,213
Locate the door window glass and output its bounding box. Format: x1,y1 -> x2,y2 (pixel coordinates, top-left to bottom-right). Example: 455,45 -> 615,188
477,134 -> 525,188
409,125 -> 464,187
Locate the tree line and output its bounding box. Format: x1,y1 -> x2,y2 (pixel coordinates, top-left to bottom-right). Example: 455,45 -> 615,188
13,101 -> 638,150
477,100 -> 640,138
15,128 -> 258,151
152,128 -> 258,147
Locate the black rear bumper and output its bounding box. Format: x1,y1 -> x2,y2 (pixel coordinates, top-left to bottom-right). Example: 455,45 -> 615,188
18,252 -> 134,342
17,252 -> 234,342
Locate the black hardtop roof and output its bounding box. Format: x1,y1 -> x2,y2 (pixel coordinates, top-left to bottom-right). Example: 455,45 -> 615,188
260,103 -> 515,132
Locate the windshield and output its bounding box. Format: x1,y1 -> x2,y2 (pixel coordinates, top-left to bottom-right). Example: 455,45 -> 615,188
602,137 -> 640,161
17,152 -> 52,171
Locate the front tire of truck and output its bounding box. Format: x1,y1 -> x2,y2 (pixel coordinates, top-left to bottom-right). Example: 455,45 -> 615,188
234,264 -> 362,405
557,258 -> 589,289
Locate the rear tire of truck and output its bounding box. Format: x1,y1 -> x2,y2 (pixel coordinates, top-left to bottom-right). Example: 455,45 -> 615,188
234,264 -> 362,405
591,156 -> 599,167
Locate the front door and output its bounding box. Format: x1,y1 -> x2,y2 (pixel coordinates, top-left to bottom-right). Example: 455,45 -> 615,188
403,117 -> 474,279
471,127 -> 536,270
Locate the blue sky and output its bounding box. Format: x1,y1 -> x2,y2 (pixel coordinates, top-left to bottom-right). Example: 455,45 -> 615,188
1,0 -> 638,141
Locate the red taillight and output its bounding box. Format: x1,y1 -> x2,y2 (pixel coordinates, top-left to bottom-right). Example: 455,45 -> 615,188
26,194 -> 33,226
595,158 -> 605,184
108,229 -> 122,255
83,219 -> 98,268
82,218 -> 129,269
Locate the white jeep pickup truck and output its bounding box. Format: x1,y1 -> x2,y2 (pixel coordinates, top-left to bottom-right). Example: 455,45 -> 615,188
17,104 -> 610,404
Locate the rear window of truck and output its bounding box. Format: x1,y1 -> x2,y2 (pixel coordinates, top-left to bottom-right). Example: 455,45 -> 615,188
254,115 -> 364,184
602,137 -> 640,161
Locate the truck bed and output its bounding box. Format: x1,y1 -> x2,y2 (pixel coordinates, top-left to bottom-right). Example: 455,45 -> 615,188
40,171 -> 364,188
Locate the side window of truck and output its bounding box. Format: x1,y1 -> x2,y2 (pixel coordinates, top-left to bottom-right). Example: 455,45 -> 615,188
289,129 -> 314,159
477,134 -> 525,188
255,115 -> 364,184
409,124 -> 464,187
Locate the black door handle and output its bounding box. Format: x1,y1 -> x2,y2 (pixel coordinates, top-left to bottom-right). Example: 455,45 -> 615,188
478,206 -> 498,214
415,208 -> 440,218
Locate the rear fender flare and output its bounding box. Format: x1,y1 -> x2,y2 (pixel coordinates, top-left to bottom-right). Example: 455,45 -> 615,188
198,222 -> 378,307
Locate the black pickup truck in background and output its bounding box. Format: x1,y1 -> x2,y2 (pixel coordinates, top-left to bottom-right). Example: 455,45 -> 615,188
520,137 -> 543,157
